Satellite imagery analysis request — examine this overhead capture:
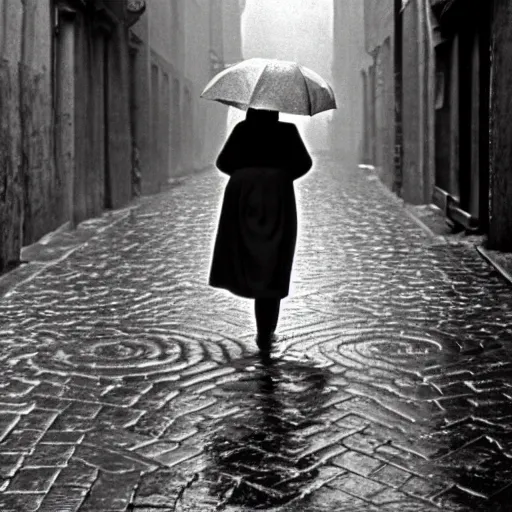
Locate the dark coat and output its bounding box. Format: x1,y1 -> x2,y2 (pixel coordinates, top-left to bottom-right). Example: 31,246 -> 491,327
209,118 -> 312,299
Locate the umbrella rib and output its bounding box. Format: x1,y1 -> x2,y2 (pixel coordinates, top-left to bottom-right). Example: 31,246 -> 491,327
300,67 -> 313,116
247,61 -> 270,108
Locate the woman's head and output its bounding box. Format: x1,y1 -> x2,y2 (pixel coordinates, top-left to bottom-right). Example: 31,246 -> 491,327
246,108 -> 279,123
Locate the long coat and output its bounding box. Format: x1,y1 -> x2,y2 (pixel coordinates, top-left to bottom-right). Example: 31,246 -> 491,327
209,118 -> 313,299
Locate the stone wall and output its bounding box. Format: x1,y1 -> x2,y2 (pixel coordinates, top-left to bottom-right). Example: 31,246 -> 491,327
0,0 -> 63,272
488,0 -> 512,251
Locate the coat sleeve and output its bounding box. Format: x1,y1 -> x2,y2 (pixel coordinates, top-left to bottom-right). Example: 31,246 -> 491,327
284,125 -> 313,180
216,123 -> 245,176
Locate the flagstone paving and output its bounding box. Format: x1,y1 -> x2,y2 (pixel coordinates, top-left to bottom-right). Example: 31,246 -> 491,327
1,155 -> 512,511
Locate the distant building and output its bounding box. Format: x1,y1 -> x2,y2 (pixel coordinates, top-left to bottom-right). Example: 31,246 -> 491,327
330,0 -> 371,166
182,0 -> 244,171
131,0 -> 183,194
131,0 -> 245,184
130,0 -> 243,189
361,0 -> 397,191
223,0 -> 245,68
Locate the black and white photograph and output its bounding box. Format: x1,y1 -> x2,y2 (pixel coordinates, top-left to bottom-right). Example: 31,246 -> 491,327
0,0 -> 510,511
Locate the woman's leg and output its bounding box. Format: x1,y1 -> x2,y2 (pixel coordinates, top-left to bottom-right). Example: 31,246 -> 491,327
255,298 -> 281,337
268,298 -> 280,333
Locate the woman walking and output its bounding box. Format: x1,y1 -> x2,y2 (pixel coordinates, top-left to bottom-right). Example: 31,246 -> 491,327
209,108 -> 312,355
201,57 -> 335,357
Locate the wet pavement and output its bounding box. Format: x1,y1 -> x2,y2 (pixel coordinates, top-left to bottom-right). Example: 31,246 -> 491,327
1,155 -> 512,511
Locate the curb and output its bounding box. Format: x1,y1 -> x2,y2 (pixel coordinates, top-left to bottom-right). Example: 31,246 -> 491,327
403,206 -> 444,241
0,202 -> 140,299
0,165 -> 215,300
167,165 -> 215,188
360,165 -> 447,243
359,165 -> 512,288
476,245 -> 512,287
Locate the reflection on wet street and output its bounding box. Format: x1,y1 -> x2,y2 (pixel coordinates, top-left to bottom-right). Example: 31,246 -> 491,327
205,359 -> 330,509
1,156 -> 512,511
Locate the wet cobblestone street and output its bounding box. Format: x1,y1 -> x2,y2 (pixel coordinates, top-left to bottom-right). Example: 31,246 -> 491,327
1,155 -> 512,511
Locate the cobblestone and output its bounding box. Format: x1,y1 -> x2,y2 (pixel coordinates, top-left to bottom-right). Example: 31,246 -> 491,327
0,155 -> 512,510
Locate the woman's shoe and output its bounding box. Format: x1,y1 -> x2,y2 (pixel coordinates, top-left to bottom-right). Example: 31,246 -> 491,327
256,332 -> 275,355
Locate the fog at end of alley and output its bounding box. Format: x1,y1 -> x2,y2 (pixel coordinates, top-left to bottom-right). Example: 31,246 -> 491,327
2,1 -> 512,512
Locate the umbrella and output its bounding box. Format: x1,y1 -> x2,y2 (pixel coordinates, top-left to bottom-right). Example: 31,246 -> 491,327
201,58 -> 336,116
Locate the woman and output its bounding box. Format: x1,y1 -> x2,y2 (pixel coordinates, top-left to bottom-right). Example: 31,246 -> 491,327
209,108 -> 313,355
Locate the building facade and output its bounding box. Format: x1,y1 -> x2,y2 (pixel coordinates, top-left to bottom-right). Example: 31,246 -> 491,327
401,0 -> 436,204
0,0 -> 52,272
0,0 -> 244,274
330,0 -> 370,167
182,0 -> 244,172
130,0 -> 185,194
359,0 -> 512,252
0,0 -> 145,274
489,0 -> 512,250
361,0 -> 435,201
429,0 -> 491,234
362,0 -> 397,191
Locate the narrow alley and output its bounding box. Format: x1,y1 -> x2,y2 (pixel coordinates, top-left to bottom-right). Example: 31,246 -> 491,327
0,156 -> 511,511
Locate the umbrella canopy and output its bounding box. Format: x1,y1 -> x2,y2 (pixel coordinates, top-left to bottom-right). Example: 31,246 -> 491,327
201,58 -> 337,116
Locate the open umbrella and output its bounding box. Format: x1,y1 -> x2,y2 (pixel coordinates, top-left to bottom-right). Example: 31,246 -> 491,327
201,58 -> 336,116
